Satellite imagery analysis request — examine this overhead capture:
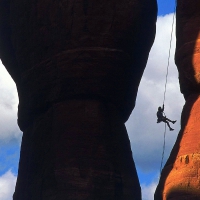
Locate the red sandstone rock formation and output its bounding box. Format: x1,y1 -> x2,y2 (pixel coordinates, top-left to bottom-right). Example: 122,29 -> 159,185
0,0 -> 157,199
155,0 -> 200,199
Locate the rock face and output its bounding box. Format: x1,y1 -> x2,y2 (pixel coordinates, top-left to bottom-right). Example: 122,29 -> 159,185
0,0 -> 157,199
155,1 -> 200,199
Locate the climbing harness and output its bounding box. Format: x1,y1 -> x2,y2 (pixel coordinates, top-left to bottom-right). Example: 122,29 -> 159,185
159,1 -> 177,175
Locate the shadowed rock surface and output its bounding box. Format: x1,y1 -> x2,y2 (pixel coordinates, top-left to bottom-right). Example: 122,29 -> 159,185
0,0 -> 157,199
155,0 -> 200,199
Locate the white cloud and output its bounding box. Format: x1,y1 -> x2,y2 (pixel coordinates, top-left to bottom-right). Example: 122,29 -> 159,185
126,13 -> 185,173
0,61 -> 22,144
141,180 -> 158,200
0,171 -> 17,200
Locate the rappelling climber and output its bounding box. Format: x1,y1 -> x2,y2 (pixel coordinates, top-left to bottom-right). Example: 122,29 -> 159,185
157,104 -> 176,131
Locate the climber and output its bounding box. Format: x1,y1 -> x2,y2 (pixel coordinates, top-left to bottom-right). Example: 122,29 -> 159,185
157,104 -> 176,131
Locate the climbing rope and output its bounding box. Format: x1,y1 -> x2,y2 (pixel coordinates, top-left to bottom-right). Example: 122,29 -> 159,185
160,122 -> 166,175
162,10 -> 176,106
160,1 -> 177,174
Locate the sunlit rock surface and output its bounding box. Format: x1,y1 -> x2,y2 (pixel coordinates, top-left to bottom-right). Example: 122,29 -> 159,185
155,1 -> 200,199
0,0 -> 157,199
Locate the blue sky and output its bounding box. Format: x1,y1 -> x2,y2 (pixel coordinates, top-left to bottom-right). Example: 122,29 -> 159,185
0,1 -> 183,200
157,0 -> 176,15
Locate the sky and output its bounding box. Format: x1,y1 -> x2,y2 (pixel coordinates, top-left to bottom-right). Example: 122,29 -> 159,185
0,0 -> 183,200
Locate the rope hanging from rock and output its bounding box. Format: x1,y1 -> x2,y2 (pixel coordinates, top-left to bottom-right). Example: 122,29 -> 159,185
160,1 -> 177,175
162,9 -> 176,106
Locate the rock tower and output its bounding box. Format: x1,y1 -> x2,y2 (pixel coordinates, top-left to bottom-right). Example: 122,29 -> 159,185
0,0 -> 157,199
